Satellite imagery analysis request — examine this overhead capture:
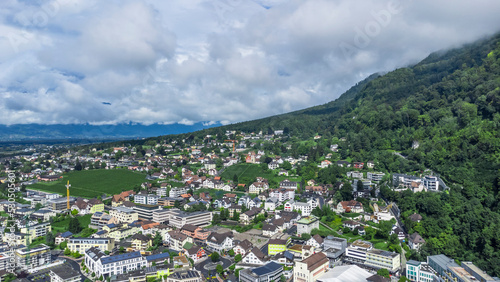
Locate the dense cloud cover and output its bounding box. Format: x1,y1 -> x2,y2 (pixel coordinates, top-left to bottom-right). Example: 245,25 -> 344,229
1,0 -> 499,125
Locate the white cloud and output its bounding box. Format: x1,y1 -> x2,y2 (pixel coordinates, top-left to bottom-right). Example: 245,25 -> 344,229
0,0 -> 500,125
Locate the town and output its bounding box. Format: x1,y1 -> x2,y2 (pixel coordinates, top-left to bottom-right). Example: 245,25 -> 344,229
0,130 -> 495,282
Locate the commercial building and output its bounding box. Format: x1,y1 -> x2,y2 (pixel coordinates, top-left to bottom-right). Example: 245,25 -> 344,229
293,252 -> 329,282
68,237 -> 115,254
323,236 -> 347,262
461,261 -> 495,282
49,264 -> 81,282
47,197 -> 76,211
240,261 -> 284,282
365,249 -> 400,272
109,206 -> 139,223
406,260 -> 435,282
15,244 -> 51,270
345,240 -> 373,262
133,204 -> 162,220
168,211 -> 213,229
166,270 -> 202,282
268,239 -> 289,256
152,208 -> 181,224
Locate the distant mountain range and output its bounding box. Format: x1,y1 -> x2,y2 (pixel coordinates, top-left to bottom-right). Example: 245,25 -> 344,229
0,122 -> 220,141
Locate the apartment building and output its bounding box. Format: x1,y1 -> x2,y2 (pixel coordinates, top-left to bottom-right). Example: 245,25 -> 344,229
85,247 -> 147,278
68,238 -> 115,254
367,172 -> 385,182
20,222 -> 51,238
15,244 -> 51,270
109,206 -> 139,223
240,262 -> 283,282
152,208 -> 181,223
134,194 -> 160,205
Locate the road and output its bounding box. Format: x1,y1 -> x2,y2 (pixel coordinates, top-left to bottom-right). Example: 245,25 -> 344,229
195,256 -> 232,279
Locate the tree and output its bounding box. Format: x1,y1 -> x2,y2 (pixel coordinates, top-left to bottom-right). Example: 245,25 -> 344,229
71,209 -> 79,216
153,232 -> 163,247
211,251 -> 220,262
301,233 -> 311,240
216,264 -> 224,274
64,248 -> 71,256
119,246 -> 125,254
377,268 -> 390,278
69,217 -> 82,234
229,249 -> 235,256
234,254 -> 242,263
74,162 -> 82,171
46,232 -> 55,246
59,241 -> 67,249
34,203 -> 43,211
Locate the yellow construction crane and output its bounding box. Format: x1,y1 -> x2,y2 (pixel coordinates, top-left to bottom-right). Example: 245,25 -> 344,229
66,180 -> 71,210
224,140 -> 237,152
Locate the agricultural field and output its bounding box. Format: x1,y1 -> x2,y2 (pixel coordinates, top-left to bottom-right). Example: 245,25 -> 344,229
28,169 -> 146,198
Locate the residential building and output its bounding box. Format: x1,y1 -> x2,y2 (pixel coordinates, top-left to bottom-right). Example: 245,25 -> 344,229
15,244 -> 51,270
68,237 -> 115,254
180,224 -> 210,241
279,180 -> 299,190
336,200 -> 363,213
169,187 -> 188,198
365,249 -> 401,272
206,232 -> 233,253
234,240 -> 253,257
305,234 -> 324,248
55,231 -> 73,245
109,206 -> 139,223
367,172 -> 385,182
130,233 -> 152,251
268,239 -> 288,256
90,212 -> 119,229
293,252 -> 329,282
240,261 -> 283,282
409,232 -> 425,250
85,247 -> 147,278
184,245 -> 206,262
240,207 -> 264,225
20,222 -> 51,238
406,260 -> 435,282
284,200 -> 315,216
427,254 -> 459,278
423,176 -> 439,191
242,247 -> 268,265
269,189 -> 295,202
134,194 -> 160,205
49,264 -> 81,282
262,224 -> 278,237
296,216 -> 319,236
249,182 -> 269,194
168,231 -> 192,251
166,270 -> 202,282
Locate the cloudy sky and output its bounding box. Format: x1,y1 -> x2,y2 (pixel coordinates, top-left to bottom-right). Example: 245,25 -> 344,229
1,0 -> 499,126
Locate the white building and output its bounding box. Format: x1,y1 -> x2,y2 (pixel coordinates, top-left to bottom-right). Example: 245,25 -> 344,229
85,247 -> 147,278
134,194 -> 159,205
423,176 -> 439,191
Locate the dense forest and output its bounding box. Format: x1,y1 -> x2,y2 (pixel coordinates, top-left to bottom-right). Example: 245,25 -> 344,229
93,33 -> 500,275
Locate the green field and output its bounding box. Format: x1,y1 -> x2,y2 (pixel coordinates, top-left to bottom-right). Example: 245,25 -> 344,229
51,214 -> 92,233
28,169 -> 146,198
221,163 -> 301,184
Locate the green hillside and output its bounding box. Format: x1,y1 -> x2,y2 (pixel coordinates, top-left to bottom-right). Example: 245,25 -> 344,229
28,169 -> 146,198
168,34 -> 500,275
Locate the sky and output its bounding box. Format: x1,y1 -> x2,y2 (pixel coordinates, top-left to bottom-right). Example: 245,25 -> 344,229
1,0 -> 500,126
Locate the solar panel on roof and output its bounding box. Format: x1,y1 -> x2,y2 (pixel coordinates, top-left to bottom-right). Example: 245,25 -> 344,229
101,251 -> 142,264
252,262 -> 282,276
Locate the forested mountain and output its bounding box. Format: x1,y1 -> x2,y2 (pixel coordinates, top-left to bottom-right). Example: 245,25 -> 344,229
169,33 -> 500,275
101,33 -> 500,275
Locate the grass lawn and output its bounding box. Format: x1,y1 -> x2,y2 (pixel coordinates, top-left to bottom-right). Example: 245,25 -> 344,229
372,239 -> 390,250
51,214 -> 92,233
28,169 -> 147,198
